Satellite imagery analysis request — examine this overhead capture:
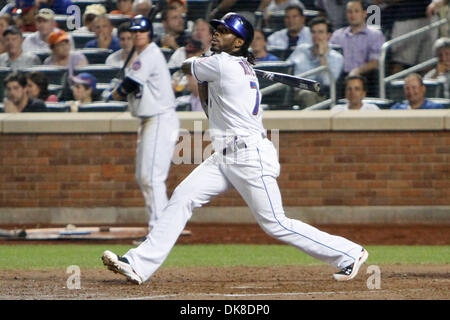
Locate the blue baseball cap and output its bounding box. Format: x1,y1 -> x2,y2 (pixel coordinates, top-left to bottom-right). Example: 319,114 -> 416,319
72,72 -> 97,91
210,13 -> 254,45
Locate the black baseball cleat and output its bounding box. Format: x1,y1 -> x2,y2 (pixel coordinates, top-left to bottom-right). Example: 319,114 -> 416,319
333,248 -> 369,281
102,250 -> 143,285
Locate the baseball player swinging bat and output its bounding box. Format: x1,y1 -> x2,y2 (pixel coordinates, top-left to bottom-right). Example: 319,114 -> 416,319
254,69 -> 321,92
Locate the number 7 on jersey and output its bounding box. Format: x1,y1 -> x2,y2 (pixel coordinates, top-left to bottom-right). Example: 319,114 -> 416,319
250,81 -> 260,115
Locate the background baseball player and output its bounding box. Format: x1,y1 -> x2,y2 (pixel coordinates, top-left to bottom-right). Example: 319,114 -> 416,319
103,13 -> 368,284
110,15 -> 181,237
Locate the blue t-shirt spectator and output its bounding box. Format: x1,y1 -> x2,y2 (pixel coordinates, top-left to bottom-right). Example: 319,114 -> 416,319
85,36 -> 121,52
391,99 -> 444,109
255,53 -> 280,63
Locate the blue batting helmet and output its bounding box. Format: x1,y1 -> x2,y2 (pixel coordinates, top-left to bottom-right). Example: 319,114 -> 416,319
210,13 -> 254,45
129,15 -> 153,39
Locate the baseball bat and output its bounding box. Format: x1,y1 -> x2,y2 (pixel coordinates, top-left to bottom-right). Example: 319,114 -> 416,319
254,69 -> 321,92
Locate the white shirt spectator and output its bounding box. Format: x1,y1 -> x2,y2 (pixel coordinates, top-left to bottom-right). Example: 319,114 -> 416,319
331,102 -> 380,111
267,26 -> 312,50
105,49 -> 126,67
23,28 -> 75,52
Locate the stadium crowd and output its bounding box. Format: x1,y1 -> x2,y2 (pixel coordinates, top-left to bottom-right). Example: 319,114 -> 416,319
0,0 -> 448,112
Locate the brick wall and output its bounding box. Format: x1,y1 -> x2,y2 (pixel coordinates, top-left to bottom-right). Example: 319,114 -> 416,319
1,130 -> 448,208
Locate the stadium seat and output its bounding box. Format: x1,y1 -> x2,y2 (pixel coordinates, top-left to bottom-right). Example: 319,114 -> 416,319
54,14 -> 70,31
77,101 -> 128,112
161,47 -> 174,62
46,102 -> 71,112
70,32 -> 96,49
0,67 -> 12,101
79,48 -> 113,64
387,78 -> 447,101
302,0 -> 318,10
185,0 -> 215,22
20,65 -> 68,85
48,84 -> 63,97
35,50 -> 51,63
107,14 -> 131,27
428,98 -> 450,108
73,65 -> 121,83
176,101 -> 191,111
255,61 -> 295,106
266,47 -> 290,60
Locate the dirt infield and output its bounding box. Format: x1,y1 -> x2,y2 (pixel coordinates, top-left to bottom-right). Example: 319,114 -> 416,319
1,265 -> 448,300
0,223 -> 449,300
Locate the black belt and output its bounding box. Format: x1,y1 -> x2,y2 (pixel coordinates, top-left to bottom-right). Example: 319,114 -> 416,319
222,133 -> 266,155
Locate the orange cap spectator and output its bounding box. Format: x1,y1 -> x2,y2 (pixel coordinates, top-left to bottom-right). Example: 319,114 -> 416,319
48,30 -> 69,46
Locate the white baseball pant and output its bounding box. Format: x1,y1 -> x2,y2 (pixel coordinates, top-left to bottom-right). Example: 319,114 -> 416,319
135,108 -> 180,230
125,135 -> 363,282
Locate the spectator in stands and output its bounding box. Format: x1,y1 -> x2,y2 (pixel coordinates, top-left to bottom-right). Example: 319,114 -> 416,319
373,0 -> 438,74
23,8 -> 75,52
38,0 -> 73,15
0,26 -> 40,70
251,29 -> 280,62
170,38 -> 203,94
287,17 -> 343,108
391,73 -> 444,109
191,18 -> 213,54
209,0 -> 260,24
0,14 -> 14,54
166,19 -> 212,69
84,14 -> 121,52
44,30 -> 88,76
68,72 -> 98,112
132,0 -> 153,17
105,22 -> 134,68
175,74 -> 202,111
74,4 -> 107,33
3,72 -> 47,112
332,75 -> 380,111
424,37 -> 449,98
26,71 -> 59,102
168,0 -> 188,15
157,4 -> 188,51
427,0 -> 449,17
267,4 -> 312,50
168,37 -> 203,69
329,0 -> 385,97
12,0 -> 39,32
259,0 -> 305,22
110,0 -> 135,17
315,0 -> 352,31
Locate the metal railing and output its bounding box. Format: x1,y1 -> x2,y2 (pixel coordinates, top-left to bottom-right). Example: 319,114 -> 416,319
260,65 -> 336,109
379,17 -> 449,98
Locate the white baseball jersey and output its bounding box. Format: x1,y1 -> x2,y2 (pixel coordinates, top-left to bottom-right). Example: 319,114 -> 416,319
123,52 -> 364,283
126,42 -> 176,117
191,52 -> 266,151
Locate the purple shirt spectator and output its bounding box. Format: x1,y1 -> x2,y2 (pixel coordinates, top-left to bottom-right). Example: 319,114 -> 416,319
329,25 -> 385,74
44,51 -> 88,77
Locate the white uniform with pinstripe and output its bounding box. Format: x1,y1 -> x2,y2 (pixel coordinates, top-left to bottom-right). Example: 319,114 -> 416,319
124,52 -> 363,282
126,42 -> 180,231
